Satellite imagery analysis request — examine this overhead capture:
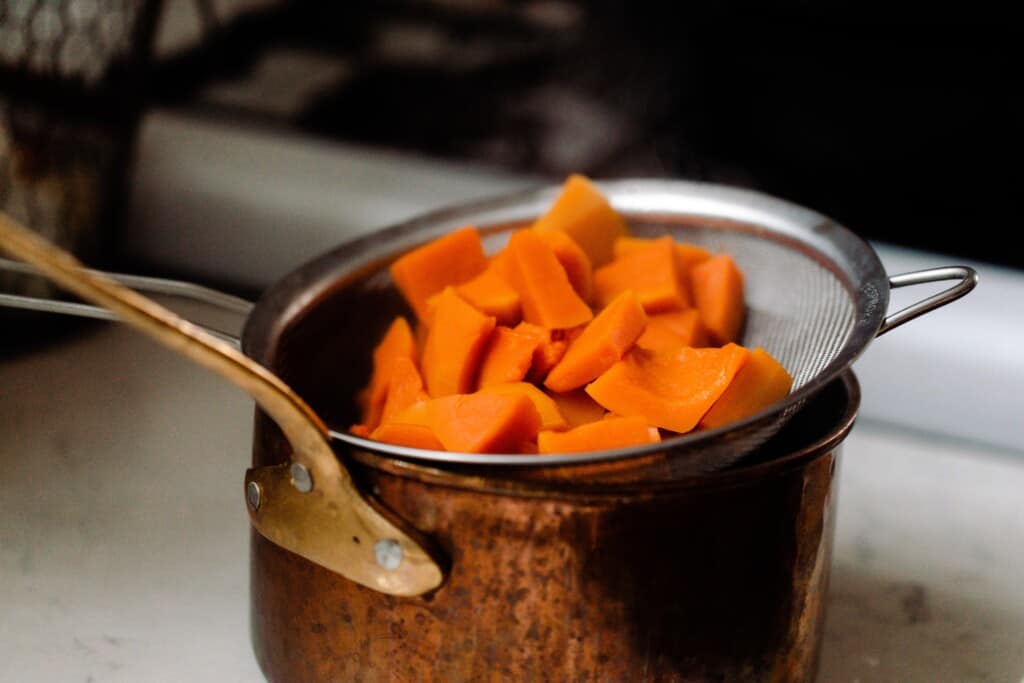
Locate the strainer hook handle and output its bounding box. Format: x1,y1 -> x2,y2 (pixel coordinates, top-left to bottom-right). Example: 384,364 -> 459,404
877,266 -> 978,337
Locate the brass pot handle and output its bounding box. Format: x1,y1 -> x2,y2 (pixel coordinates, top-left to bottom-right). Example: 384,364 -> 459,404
0,212 -> 444,597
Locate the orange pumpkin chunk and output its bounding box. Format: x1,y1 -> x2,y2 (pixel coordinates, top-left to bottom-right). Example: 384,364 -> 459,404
634,324 -> 681,352
456,264 -> 522,326
547,388 -> 607,428
478,382 -> 568,431
699,348 -> 793,430
585,344 -> 750,433
528,339 -> 567,383
349,423 -> 372,438
390,226 -> 488,321
613,236 -> 712,273
360,316 -> 417,429
380,357 -> 429,424
531,173 -> 628,267
421,288 -> 496,397
477,326 -> 546,389
544,290 -> 647,392
370,423 -> 444,450
535,229 -> 594,302
505,229 -> 593,330
635,309 -> 710,351
593,236 -> 691,313
537,416 -> 660,454
690,253 -> 745,345
420,392 -> 542,453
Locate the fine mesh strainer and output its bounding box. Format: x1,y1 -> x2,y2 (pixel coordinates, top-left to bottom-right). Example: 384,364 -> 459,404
239,178 -> 976,475
0,179 -> 977,478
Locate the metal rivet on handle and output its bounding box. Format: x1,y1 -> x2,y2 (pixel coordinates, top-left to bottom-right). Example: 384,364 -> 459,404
289,462 -> 313,493
374,539 -> 403,570
246,481 -> 262,511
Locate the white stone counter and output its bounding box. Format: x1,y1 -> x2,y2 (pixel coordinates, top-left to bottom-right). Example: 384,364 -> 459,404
2,324 -> 1022,682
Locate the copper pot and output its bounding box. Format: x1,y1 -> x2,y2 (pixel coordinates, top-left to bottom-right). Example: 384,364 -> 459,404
240,224 -> 860,679
246,293 -> 857,681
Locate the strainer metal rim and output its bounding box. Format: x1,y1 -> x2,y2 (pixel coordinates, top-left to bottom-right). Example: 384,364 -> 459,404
245,178 -> 888,468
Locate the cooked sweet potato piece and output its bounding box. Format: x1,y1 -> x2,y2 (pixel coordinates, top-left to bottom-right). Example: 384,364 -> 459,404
699,348 -> 793,429
613,236 -> 712,273
537,416 -> 660,454
635,309 -> 710,351
690,253 -> 745,345
477,326 -> 546,389
527,339 -> 568,384
418,392 -> 542,453
421,288 -> 496,396
360,316 -> 418,429
380,357 -> 430,424
370,423 -> 444,450
585,344 -> 749,433
634,323 -> 682,352
544,290 -> 647,392
390,226 -> 488,321
505,229 -> 593,329
531,174 -> 628,267
547,388 -> 607,428
535,229 -> 594,302
593,236 -> 691,313
456,264 -> 522,326
349,423 -> 372,438
478,381 -> 568,431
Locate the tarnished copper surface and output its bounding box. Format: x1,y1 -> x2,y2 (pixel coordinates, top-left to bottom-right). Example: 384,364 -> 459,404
248,350 -> 855,682
251,439 -> 841,682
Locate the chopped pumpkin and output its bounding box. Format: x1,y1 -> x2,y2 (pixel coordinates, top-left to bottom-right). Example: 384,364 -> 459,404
352,173 -> 791,455
544,290 -> 647,392
537,416 -> 660,454
421,287 -> 496,397
593,236 -> 691,313
390,226 -> 488,321
699,348 -> 793,430
547,389 -> 607,428
585,344 -> 750,433
456,264 -> 522,326
535,229 -> 594,302
418,392 -> 542,453
635,309 -> 710,351
477,382 -> 568,431
613,236 -> 712,273
360,316 -> 417,430
504,229 -> 594,329
380,357 -> 429,424
370,423 -> 444,450
477,325 -> 546,389
527,338 -> 567,383
690,253 -> 745,345
531,173 -> 628,267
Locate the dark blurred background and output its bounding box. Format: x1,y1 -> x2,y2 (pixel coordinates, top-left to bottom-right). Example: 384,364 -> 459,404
2,0 -> 1021,272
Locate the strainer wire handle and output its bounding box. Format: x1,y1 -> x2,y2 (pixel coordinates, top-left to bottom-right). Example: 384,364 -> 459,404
878,266 -> 979,337
0,256 -> 253,314
0,256 -> 250,346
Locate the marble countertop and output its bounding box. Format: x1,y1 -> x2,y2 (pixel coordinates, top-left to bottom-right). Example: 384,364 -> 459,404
2,323 -> 1022,682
